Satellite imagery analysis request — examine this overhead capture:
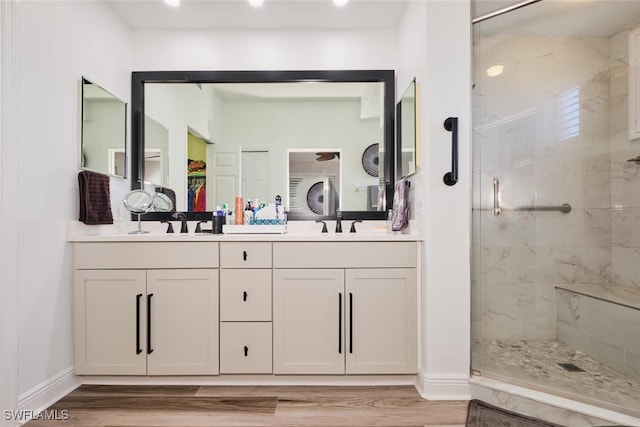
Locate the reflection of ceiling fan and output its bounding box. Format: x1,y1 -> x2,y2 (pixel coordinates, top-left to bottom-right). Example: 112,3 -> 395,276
316,152 -> 340,161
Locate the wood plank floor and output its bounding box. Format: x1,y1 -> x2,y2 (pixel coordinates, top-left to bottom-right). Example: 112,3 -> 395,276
23,385 -> 469,427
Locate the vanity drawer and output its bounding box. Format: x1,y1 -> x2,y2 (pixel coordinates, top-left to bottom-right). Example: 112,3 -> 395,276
273,242 -> 417,268
73,242 -> 219,269
220,242 -> 271,268
220,322 -> 272,374
220,269 -> 271,321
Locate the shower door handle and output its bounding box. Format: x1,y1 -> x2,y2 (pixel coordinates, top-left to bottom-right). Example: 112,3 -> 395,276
493,177 -> 502,215
443,117 -> 459,186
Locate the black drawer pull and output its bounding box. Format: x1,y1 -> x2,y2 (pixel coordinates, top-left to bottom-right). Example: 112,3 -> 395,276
243,250 -> 248,261
244,346 -> 249,357
243,291 -> 248,302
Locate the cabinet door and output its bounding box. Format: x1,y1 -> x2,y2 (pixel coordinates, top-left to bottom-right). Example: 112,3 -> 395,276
74,270 -> 147,375
345,268 -> 417,374
273,269 -> 345,374
146,269 -> 219,375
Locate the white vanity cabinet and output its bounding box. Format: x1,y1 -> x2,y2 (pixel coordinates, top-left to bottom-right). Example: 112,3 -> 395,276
72,242 -> 219,376
219,242 -> 273,374
272,242 -> 418,375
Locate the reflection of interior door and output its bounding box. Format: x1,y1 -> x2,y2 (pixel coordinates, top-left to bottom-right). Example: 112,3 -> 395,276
145,115 -> 168,186
241,151 -> 269,202
207,150 -> 238,210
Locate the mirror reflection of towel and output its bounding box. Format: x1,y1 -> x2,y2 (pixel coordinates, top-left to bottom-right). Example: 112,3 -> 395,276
78,170 -> 113,225
391,178 -> 410,231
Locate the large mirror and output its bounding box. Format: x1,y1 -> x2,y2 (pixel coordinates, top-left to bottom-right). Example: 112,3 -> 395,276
131,70 -> 395,220
396,78 -> 417,178
81,77 -> 127,177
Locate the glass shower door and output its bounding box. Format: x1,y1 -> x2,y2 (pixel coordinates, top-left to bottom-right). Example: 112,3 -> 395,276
472,0 -> 640,415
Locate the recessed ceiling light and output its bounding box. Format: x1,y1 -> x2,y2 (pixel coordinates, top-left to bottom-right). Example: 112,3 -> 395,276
164,0 -> 180,7
486,65 -> 504,77
333,0 -> 348,6
249,0 -> 264,6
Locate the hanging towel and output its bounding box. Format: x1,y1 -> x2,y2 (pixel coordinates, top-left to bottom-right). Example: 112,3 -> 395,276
391,178 -> 410,232
78,170 -> 113,225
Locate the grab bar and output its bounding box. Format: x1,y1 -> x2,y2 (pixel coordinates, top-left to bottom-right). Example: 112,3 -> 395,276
443,117 -> 459,186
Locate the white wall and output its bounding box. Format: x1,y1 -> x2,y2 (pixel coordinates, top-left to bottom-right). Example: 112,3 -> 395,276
9,0 -> 132,416
417,1 -> 472,399
132,30 -> 397,71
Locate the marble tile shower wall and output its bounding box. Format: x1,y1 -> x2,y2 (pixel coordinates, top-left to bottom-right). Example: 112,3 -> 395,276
473,32 -> 639,341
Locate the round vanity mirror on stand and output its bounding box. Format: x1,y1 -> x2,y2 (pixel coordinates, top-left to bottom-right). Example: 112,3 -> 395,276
123,189 -> 153,234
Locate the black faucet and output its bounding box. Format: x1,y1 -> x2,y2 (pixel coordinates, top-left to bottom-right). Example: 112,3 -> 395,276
316,220 -> 328,233
172,212 -> 188,233
161,220 -> 174,234
335,211 -> 342,233
350,220 -> 362,233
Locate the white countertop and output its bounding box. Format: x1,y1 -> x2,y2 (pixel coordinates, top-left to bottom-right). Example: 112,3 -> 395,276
67,220 -> 421,242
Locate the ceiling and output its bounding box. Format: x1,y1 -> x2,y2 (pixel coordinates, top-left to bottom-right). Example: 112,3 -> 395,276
106,0 -> 640,40
107,0 -> 409,31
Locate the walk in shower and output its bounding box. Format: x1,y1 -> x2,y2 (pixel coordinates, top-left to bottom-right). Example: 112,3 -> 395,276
472,0 -> 640,416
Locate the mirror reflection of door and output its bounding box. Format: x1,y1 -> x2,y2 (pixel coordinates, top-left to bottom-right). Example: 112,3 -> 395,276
242,150 -> 270,204
143,115 -> 168,189
288,150 -> 341,216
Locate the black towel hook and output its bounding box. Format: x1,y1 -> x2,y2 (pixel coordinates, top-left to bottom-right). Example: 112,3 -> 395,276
443,117 -> 459,186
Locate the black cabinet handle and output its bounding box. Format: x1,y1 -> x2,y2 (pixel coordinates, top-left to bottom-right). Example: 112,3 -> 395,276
136,293 -> 143,355
443,117 -> 459,186
243,291 -> 248,302
244,346 -> 249,357
349,292 -> 353,354
243,250 -> 248,261
147,293 -> 154,354
338,292 -> 343,354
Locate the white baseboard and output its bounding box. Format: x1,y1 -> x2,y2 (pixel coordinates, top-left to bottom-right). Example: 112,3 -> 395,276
415,368 -> 471,400
16,368 -> 80,425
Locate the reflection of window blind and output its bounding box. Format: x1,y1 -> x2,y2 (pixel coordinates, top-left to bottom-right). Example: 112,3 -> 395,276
289,177 -> 303,211
559,87 -> 580,140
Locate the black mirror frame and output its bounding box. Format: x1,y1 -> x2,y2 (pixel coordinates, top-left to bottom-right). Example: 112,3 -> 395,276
131,70 -> 395,221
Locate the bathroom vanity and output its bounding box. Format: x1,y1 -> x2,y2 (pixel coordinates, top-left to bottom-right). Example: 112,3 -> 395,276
69,227 -> 419,380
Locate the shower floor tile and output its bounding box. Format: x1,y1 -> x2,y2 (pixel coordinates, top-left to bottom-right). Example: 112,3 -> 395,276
479,340 -> 640,416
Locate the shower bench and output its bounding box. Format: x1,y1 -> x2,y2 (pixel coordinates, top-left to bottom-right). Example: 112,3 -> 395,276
555,283 -> 640,381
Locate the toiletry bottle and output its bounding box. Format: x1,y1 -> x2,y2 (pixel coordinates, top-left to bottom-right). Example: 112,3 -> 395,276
235,197 -> 244,225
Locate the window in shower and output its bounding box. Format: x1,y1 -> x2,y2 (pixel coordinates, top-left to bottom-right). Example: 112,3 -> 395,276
559,87 -> 580,140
